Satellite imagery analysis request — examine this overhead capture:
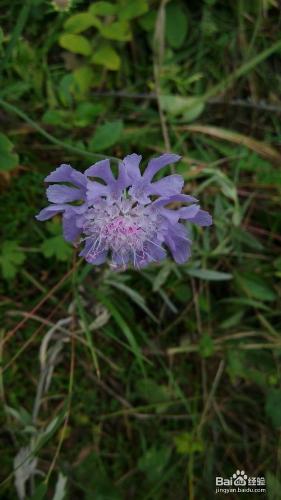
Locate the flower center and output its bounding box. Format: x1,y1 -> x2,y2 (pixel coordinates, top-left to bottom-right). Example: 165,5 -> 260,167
104,216 -> 139,236
82,196 -> 160,264
101,214 -> 144,250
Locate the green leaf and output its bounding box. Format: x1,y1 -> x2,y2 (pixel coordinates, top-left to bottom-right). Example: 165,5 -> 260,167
199,334 -> 214,358
173,284 -> 192,303
105,278 -> 157,322
135,378 -> 171,410
182,101 -> 205,122
30,482 -> 48,500
89,120 -> 123,151
186,268 -> 233,281
35,405 -> 68,451
89,1 -> 117,16
138,11 -> 157,31
165,2 -> 188,49
0,133 -> 13,150
234,272 -> 277,302
0,133 -> 19,172
152,263 -> 172,291
59,33 -> 92,55
138,446 -> 171,482
266,471 -> 281,500
100,21 -> 131,41
219,310 -> 244,329
0,151 -> 19,171
73,66 -> 94,94
174,432 -> 204,455
119,0 -> 149,21
0,241 -> 25,280
74,453 -> 122,498
258,168 -> 281,185
226,350 -> 246,382
40,236 -> 72,262
64,12 -> 101,33
74,102 -> 105,127
58,74 -> 75,107
219,297 -> 269,312
232,227 -> 264,251
0,27 -> 4,48
160,95 -> 204,121
92,45 -> 121,70
94,290 -> 146,374
266,389 -> 281,428
42,109 -> 70,127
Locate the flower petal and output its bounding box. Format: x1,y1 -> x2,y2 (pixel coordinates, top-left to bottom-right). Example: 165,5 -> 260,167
151,193 -> 198,208
85,159 -> 115,184
111,161 -> 130,199
70,170 -> 87,189
62,214 -> 82,242
86,180 -> 109,203
128,180 -> 151,204
162,204 -> 200,224
111,250 -> 131,268
149,174 -> 183,197
35,204 -> 68,221
85,251 -> 107,265
80,240 -> 107,265
164,223 -> 192,264
145,240 -> 166,262
123,153 -> 142,181
176,204 -> 201,220
47,185 -> 84,203
45,164 -> 86,189
188,209 -> 212,226
144,153 -> 181,181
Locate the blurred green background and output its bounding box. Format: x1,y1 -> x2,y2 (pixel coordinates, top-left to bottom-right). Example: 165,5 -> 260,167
1,0 -> 281,498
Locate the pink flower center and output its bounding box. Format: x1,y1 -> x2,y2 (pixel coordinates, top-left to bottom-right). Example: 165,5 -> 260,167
103,216 -> 139,237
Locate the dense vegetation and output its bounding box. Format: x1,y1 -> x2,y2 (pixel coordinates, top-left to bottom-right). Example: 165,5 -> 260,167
1,0 -> 281,498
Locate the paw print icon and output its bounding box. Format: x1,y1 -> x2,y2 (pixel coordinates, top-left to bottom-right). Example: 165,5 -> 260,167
233,470 -> 248,486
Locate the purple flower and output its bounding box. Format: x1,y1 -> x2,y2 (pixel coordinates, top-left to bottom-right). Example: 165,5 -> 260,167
36,154 -> 212,269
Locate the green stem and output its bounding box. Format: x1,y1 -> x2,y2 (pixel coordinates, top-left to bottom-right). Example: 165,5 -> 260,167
0,98 -> 117,162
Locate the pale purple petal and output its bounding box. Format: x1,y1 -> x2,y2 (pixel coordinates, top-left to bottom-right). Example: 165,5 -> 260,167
47,185 -> 84,203
69,170 -> 87,189
123,153 -> 142,180
110,161 -> 129,199
164,223 -> 192,264
162,204 -> 200,224
85,159 -> 115,184
188,209 -> 212,226
86,180 -> 109,203
79,240 -> 107,264
45,164 -> 86,189
145,241 -> 166,262
151,193 -> 198,208
177,204 -> 201,220
144,154 -> 181,180
128,180 -> 151,204
35,204 -> 68,221
86,160 -> 130,201
62,214 -> 82,242
149,175 -> 183,197
111,251 -> 131,268
45,164 -> 74,183
85,251 -> 107,265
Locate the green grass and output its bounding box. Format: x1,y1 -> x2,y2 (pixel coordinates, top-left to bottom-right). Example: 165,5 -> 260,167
0,0 -> 281,499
